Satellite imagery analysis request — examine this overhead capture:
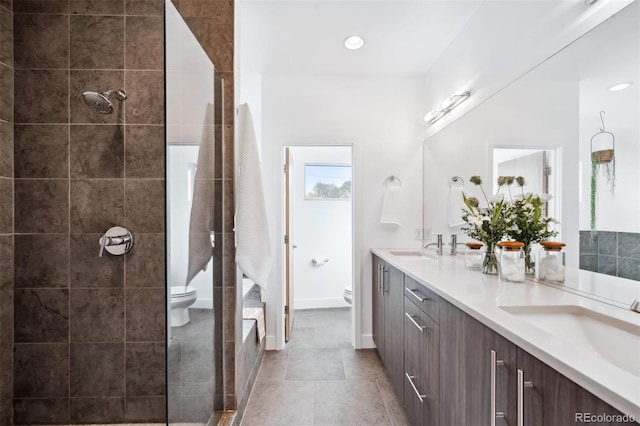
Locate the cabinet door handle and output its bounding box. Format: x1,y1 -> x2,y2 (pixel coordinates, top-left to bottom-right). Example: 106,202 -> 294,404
405,372 -> 426,402
377,264 -> 382,294
382,267 -> 389,293
491,350 -> 505,426
405,288 -> 428,302
517,369 -> 534,426
405,312 -> 427,331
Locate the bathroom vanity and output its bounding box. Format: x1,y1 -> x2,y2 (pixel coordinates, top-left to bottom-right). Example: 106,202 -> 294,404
371,250 -> 640,425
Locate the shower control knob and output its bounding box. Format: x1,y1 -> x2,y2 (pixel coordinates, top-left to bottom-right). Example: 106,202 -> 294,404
98,226 -> 134,257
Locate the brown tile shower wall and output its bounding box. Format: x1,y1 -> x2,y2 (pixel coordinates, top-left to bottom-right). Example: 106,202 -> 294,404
0,0 -> 13,424
12,1 -> 166,423
172,0 -> 237,411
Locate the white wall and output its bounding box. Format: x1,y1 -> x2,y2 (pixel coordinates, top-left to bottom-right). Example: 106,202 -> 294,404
289,146 -> 352,310
261,75 -> 424,349
423,79 -> 580,267
577,2 -> 640,232
421,0 -> 634,141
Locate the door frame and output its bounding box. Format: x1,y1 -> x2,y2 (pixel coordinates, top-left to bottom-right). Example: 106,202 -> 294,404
279,143 -> 361,349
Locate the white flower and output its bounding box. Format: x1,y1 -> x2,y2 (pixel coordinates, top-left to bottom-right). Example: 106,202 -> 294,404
524,202 -> 534,210
472,217 -> 484,226
539,193 -> 553,203
489,194 -> 504,203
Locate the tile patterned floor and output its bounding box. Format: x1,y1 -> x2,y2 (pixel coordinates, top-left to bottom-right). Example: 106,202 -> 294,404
241,308 -> 409,426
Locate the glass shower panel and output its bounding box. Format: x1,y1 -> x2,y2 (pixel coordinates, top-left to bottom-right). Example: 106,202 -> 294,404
166,1 -> 216,423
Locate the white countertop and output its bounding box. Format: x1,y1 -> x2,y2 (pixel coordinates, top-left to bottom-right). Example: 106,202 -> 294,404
372,248 -> 640,419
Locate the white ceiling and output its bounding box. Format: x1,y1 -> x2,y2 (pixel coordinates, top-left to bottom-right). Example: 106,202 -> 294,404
238,1 -> 484,76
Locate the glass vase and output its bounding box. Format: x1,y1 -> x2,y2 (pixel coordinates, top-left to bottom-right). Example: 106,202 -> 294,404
524,244 -> 535,277
482,243 -> 499,275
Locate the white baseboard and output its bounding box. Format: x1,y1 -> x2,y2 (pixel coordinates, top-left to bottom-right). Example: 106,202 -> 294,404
192,298 -> 213,309
294,297 -> 350,310
265,335 -> 277,350
361,334 -> 376,349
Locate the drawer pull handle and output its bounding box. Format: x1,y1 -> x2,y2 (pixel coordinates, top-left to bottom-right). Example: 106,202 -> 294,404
406,288 -> 428,302
405,312 -> 427,331
405,372 -> 426,402
491,350 -> 506,426
517,369 -> 534,426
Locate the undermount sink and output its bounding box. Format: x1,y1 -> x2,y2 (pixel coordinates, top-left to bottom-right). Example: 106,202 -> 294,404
500,304 -> 640,377
389,250 -> 437,259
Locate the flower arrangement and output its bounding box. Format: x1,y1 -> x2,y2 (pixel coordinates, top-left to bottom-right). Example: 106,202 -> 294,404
506,177 -> 558,275
461,175 -> 558,276
461,176 -> 510,274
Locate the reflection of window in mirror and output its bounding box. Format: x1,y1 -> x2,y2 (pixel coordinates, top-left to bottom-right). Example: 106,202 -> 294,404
492,147 -> 559,236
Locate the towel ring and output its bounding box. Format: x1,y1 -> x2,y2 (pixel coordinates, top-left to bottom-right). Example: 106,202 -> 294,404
385,175 -> 402,188
449,176 -> 464,189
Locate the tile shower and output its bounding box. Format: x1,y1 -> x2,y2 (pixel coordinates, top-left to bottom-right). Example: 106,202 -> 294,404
0,0 -> 238,424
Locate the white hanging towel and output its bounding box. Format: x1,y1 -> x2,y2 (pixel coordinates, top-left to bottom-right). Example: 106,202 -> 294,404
235,103 -> 272,290
380,186 -> 402,226
448,186 -> 466,227
186,103 -> 215,286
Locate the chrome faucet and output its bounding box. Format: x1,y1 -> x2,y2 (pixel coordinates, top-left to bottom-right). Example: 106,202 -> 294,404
449,233 -> 467,256
424,233 -> 443,256
631,298 -> 640,313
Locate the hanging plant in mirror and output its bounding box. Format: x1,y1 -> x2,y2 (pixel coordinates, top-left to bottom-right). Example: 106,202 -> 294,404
589,111 -> 616,239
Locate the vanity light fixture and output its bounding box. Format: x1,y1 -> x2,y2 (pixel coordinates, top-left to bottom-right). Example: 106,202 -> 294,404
424,91 -> 471,124
344,35 -> 365,50
608,82 -> 633,92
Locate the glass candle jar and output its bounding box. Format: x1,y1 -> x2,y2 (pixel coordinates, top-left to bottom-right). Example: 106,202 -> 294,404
538,241 -> 566,283
497,241 -> 525,282
464,242 -> 484,270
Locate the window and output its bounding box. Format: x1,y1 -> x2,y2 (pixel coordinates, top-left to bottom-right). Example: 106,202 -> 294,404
304,164 -> 352,200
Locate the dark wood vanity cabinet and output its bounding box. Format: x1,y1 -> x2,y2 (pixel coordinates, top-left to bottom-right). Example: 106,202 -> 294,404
371,254 -> 633,426
440,298 -> 628,426
404,296 -> 439,426
372,256 -> 404,397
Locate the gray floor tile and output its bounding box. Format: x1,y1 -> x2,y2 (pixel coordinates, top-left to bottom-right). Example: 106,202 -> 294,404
241,380 -> 314,426
256,350 -> 288,382
285,348 -> 346,381
377,378 -> 409,426
242,308 -> 409,425
314,379 -> 392,425
341,349 -> 387,380
284,326 -> 316,349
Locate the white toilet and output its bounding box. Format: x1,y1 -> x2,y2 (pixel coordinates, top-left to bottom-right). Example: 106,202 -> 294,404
170,286 -> 198,326
343,286 -> 352,305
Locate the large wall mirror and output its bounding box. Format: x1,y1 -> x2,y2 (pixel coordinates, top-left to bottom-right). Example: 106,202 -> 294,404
423,1 -> 639,302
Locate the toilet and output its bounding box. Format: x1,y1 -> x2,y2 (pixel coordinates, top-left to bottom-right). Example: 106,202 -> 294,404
343,286 -> 352,305
170,286 -> 198,326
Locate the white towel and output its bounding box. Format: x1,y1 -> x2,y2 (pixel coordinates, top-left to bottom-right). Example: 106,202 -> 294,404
235,103 -> 272,290
243,307 -> 266,343
448,186 -> 466,227
186,103 -> 215,286
380,186 -> 402,226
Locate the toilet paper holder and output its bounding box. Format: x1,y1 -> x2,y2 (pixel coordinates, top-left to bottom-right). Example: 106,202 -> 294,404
312,258 -> 329,266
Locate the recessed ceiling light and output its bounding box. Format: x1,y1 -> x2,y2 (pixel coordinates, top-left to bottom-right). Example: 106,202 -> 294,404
344,35 -> 364,50
608,82 -> 633,92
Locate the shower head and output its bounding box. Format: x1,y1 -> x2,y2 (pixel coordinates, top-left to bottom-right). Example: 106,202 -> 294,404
82,90 -> 127,114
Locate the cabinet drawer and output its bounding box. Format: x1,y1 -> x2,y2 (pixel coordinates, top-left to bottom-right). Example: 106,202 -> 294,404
404,275 -> 440,323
